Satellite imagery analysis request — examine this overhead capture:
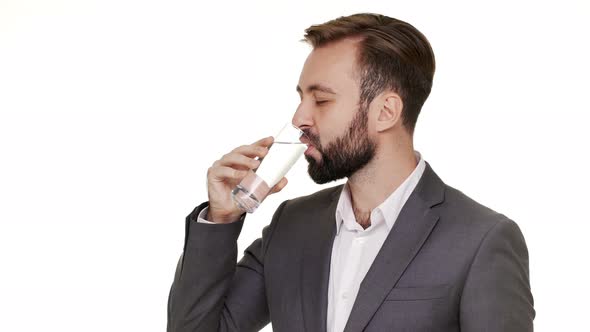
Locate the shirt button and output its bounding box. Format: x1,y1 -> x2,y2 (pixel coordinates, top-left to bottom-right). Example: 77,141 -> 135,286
342,292 -> 349,300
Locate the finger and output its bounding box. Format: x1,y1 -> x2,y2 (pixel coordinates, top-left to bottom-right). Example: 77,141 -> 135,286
208,165 -> 248,182
269,177 -> 288,194
251,135 -> 274,147
217,153 -> 261,169
231,144 -> 270,159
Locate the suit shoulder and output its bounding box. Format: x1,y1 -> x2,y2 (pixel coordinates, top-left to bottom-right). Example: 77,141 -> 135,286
439,184 -> 518,234
432,184 -> 529,269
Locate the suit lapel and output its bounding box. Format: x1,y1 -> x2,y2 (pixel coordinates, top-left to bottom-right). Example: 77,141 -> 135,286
300,185 -> 343,332
343,161 -> 446,332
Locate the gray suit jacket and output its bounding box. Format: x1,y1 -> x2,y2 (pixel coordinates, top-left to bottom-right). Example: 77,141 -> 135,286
167,161 -> 535,331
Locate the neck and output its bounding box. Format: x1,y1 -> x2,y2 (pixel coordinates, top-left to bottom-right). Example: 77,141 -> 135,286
346,144 -> 418,216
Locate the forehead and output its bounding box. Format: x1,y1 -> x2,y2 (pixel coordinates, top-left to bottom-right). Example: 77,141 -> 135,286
298,38 -> 360,93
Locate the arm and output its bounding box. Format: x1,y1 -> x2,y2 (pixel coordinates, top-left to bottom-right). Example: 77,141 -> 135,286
167,199 -> 288,332
460,216 -> 535,331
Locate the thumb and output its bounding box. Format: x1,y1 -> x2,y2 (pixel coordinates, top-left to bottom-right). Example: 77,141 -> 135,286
269,177 -> 288,194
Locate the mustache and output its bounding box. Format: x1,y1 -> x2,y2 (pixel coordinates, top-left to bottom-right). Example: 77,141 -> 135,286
302,129 -> 321,148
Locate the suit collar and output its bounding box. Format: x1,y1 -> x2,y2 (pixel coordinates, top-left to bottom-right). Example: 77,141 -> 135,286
334,150 -> 427,235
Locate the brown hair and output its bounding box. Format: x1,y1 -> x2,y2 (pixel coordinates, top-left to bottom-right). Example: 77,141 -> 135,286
302,13 -> 435,136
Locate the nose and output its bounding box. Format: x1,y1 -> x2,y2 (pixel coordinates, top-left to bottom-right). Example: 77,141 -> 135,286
291,102 -> 313,133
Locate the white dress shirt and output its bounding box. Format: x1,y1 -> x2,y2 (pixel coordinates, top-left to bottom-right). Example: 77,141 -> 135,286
197,150 -> 426,332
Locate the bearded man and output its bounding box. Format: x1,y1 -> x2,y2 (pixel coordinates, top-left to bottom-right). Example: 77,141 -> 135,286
167,13 -> 535,332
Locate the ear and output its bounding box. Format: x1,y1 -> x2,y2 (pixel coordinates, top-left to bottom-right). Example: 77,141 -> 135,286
375,92 -> 403,133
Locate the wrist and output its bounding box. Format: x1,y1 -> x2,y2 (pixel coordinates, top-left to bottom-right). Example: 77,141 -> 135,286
206,209 -> 243,224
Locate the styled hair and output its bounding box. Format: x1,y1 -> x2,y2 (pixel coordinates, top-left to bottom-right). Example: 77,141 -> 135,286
302,13 -> 435,136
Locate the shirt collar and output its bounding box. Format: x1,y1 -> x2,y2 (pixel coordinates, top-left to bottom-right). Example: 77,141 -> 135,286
334,150 -> 426,235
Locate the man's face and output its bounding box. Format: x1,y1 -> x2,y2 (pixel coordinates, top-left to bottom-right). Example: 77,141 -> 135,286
293,38 -> 377,184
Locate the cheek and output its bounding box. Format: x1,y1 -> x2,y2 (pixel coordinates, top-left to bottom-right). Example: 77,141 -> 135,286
316,126 -> 338,148
314,100 -> 357,144
323,106 -> 353,131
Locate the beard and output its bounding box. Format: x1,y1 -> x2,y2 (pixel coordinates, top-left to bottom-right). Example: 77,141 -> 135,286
303,103 -> 377,184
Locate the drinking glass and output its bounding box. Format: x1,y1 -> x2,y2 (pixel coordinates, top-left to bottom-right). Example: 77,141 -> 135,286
231,122 -> 308,213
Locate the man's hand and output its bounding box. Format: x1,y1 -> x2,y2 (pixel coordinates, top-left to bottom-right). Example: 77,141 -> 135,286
205,136 -> 288,223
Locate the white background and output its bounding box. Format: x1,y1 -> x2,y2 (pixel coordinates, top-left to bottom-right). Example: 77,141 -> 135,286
1,0 -> 588,331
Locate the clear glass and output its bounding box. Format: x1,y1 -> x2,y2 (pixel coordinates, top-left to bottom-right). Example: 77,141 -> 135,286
231,122 -> 308,213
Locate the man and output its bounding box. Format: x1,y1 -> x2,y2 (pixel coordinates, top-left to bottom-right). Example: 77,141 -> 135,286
167,13 -> 535,332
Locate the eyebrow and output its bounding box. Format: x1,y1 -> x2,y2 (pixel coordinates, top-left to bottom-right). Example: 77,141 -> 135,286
296,84 -> 338,95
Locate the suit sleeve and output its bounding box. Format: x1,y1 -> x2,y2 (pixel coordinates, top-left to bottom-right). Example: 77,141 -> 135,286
167,199 -> 289,332
460,216 -> 535,331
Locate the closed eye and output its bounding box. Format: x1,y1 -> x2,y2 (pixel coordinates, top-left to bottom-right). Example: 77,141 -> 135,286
316,100 -> 329,105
